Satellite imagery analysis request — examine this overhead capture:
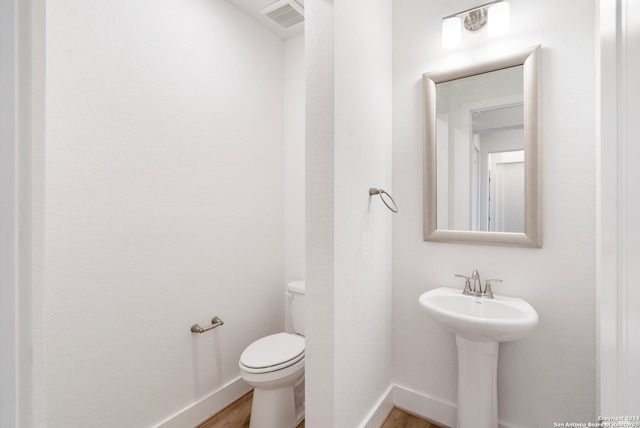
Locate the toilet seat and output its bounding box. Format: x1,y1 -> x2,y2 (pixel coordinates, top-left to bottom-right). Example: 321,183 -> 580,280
240,333 -> 305,374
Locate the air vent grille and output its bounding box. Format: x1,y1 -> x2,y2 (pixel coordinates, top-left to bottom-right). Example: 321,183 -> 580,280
261,1 -> 304,29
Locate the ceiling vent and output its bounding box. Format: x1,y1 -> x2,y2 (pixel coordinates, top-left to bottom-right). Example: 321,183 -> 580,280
260,0 -> 304,29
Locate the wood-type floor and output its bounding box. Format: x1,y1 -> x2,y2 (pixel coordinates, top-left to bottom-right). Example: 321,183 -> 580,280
379,407 -> 447,428
196,390 -> 304,428
196,390 -> 448,428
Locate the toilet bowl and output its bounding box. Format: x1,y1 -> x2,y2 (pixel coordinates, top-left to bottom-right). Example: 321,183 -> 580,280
239,281 -> 305,428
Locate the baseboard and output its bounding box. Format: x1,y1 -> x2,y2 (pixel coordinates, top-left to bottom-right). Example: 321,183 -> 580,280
392,384 -> 456,427
155,379 -> 519,428
357,384 -> 395,428
360,384 -> 519,428
154,376 -> 251,428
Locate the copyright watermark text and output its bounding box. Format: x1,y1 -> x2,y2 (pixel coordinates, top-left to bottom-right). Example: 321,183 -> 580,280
553,416 -> 640,428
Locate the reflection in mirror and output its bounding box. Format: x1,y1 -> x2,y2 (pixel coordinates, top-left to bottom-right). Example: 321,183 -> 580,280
423,45 -> 541,247
435,66 -> 524,232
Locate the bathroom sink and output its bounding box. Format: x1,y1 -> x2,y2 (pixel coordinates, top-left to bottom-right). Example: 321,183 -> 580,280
419,287 -> 538,342
419,285 -> 539,427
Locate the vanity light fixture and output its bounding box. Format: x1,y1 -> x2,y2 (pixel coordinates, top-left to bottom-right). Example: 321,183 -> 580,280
441,0 -> 510,49
488,1 -> 510,36
441,16 -> 462,49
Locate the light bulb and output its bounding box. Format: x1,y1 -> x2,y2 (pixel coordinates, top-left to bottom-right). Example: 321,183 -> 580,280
442,16 -> 461,49
488,2 -> 510,37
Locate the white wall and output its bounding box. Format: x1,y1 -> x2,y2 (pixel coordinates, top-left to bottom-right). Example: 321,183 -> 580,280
45,1 -> 287,427
618,0 -> 640,410
334,0 -> 393,425
1,1 -> 23,424
304,0 -> 336,425
305,0 -> 393,426
1,1 -> 47,426
284,34 -> 306,283
0,0 -> 44,425
393,0 -> 596,426
597,0 -> 640,415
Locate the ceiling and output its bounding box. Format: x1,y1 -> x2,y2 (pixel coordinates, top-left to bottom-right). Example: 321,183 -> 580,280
225,0 -> 305,39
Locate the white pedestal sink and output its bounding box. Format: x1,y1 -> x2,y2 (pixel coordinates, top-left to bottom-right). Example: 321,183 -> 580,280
419,287 -> 538,428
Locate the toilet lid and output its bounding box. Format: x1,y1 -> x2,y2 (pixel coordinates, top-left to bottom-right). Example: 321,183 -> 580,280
240,332 -> 305,369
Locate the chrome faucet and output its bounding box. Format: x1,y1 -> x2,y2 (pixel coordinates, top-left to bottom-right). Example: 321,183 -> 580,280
471,269 -> 481,293
455,270 -> 503,299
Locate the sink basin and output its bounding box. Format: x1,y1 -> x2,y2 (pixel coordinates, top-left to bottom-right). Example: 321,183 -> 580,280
419,287 -> 538,342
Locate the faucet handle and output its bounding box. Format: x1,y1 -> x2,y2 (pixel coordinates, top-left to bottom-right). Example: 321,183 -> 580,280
455,274 -> 472,294
484,279 -> 503,298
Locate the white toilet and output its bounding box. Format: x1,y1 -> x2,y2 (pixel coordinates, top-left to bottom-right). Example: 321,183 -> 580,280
239,280 -> 305,428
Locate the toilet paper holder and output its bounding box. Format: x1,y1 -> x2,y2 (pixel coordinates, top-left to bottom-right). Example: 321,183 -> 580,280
191,316 -> 224,333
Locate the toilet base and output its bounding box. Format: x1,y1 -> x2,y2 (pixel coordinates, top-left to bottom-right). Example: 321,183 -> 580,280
250,385 -> 295,428
294,376 -> 305,424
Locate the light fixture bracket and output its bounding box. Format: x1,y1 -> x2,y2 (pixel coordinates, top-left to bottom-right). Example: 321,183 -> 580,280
443,1 -> 503,33
463,7 -> 488,32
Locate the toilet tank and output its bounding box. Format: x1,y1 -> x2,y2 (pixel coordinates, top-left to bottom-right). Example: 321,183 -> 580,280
287,280 -> 305,336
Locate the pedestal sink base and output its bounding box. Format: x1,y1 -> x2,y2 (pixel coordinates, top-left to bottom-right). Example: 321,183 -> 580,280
455,335 -> 499,428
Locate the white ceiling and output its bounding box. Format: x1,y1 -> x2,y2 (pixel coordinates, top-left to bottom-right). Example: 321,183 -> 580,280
225,0 -> 305,39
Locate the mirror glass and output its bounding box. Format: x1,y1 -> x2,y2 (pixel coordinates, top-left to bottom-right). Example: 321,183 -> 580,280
435,65 -> 524,233
423,46 -> 540,247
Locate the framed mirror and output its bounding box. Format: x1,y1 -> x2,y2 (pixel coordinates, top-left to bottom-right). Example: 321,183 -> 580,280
423,45 -> 541,247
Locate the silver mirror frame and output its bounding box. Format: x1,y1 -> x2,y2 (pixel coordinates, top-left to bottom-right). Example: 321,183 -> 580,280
423,45 -> 541,247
